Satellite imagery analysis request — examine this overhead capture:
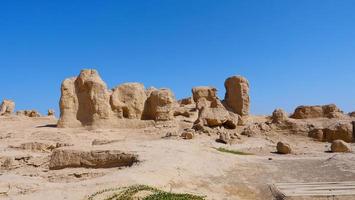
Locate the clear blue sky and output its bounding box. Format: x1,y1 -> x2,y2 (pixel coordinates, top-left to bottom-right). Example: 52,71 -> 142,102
1,0 -> 354,115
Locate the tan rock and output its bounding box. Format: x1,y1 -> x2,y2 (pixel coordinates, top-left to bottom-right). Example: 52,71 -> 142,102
277,142 -> 291,154
58,70 -> 113,127
291,104 -> 343,119
192,86 -> 238,130
195,98 -> 237,129
323,122 -> 353,143
142,88 -> 176,121
47,109 -> 55,116
181,131 -> 194,139
110,82 -> 147,119
331,140 -> 351,152
224,76 -> 250,116
75,69 -> 113,126
271,109 -> 288,123
145,87 -> 157,97
242,122 -> 271,137
16,110 -> 41,117
57,77 -> 81,128
178,97 -> 193,106
174,107 -> 191,118
0,99 -> 15,116
192,86 -> 217,103
308,129 -> 324,141
218,131 -> 231,144
49,149 -> 138,170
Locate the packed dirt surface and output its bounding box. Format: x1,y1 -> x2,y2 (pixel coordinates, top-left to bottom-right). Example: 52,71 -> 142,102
1,116 -> 355,200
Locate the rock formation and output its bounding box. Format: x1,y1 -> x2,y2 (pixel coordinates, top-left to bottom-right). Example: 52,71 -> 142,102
142,88 -> 176,121
271,109 -> 288,123
192,87 -> 238,130
110,83 -> 147,119
290,104 -> 343,119
74,69 -> 113,126
224,76 -> 250,117
308,122 -> 353,143
16,110 -> 41,117
308,129 -> 324,141
178,97 -> 193,106
57,69 -> 114,127
0,100 -> 15,116
242,122 -> 271,137
192,86 -> 217,103
331,140 -> 351,152
58,70 -> 177,127
57,77 -> 81,127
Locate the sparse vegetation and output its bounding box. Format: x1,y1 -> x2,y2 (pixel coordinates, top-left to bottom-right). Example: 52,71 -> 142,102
87,185 -> 205,200
214,147 -> 253,155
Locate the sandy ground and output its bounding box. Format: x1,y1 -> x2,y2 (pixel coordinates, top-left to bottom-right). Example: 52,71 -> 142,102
0,116 -> 355,200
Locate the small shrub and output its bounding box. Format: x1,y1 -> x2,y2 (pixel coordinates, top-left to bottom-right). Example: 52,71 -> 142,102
214,147 -> 253,155
87,184 -> 205,200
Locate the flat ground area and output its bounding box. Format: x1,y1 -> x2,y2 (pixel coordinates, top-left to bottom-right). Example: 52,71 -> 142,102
1,116 -> 355,200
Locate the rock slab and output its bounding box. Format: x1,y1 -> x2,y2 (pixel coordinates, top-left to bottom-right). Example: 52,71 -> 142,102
49,149 -> 138,170
224,76 -> 250,116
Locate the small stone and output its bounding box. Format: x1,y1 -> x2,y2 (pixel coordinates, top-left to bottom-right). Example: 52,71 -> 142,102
48,109 -> 55,116
218,131 -> 231,144
331,140 -> 351,153
181,131 -> 194,140
276,142 -> 291,154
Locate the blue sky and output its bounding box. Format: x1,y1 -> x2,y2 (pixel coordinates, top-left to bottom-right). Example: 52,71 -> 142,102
0,0 -> 354,115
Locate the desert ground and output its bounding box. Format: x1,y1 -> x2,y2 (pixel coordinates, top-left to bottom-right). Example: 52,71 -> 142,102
0,115 -> 355,200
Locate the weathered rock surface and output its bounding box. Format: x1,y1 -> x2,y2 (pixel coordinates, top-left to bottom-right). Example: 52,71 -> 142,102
110,83 -> 147,119
142,88 -> 176,121
174,107 -> 191,118
323,122 -> 353,143
308,122 -> 353,142
349,112 -> 355,117
178,97 -> 193,106
16,110 -> 41,117
0,99 -> 15,116
192,86 -> 238,130
194,98 -> 238,129
57,69 -> 113,127
75,69 -> 113,126
277,142 -> 292,154
271,109 -> 288,123
192,87 -> 217,103
291,104 -> 343,119
57,77 -> 81,127
49,149 -> 138,170
224,76 -> 250,116
242,122 -> 271,137
308,129 -> 324,141
331,140 -> 351,152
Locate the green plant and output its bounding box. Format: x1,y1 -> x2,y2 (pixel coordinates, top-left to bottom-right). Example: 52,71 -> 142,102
214,147 -> 253,155
87,184 -> 205,200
